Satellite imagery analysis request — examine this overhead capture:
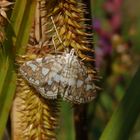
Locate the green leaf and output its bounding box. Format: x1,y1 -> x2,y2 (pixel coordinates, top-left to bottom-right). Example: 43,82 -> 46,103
100,66 -> 140,140
0,0 -> 36,139
15,0 -> 37,54
0,57 -> 9,96
0,68 -> 16,138
58,102 -> 75,140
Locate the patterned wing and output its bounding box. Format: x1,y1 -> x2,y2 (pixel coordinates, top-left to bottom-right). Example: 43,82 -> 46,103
20,50 -> 96,102
19,55 -> 64,99
34,81 -> 60,99
60,60 -> 96,104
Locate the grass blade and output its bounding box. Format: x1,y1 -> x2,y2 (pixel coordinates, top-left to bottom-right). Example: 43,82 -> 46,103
100,66 -> 140,140
0,0 -> 36,139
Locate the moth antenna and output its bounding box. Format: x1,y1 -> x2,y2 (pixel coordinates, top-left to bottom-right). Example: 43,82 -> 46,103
51,16 -> 65,50
52,36 -> 57,54
51,16 -> 62,43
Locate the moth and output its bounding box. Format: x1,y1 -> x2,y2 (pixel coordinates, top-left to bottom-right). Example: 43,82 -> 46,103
19,49 -> 96,104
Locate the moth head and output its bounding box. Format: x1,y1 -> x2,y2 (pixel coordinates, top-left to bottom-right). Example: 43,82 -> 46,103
69,48 -> 75,56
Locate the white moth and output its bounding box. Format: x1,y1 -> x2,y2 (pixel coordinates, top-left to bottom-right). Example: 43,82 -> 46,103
19,49 -> 96,104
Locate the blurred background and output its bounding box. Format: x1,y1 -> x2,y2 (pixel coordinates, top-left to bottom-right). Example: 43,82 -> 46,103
58,0 -> 140,140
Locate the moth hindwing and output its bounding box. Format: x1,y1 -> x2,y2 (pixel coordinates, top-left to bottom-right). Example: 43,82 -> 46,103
20,49 -> 96,104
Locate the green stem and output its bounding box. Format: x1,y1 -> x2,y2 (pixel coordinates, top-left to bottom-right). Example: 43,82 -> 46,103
0,0 -> 36,139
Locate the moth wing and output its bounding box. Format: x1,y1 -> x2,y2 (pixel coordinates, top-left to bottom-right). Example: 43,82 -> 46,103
19,55 -> 63,87
61,64 -> 96,104
33,81 -> 60,99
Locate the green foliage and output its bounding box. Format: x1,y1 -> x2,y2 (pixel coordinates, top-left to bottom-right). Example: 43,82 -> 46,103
100,67 -> 140,140
0,0 -> 36,139
58,102 -> 75,140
